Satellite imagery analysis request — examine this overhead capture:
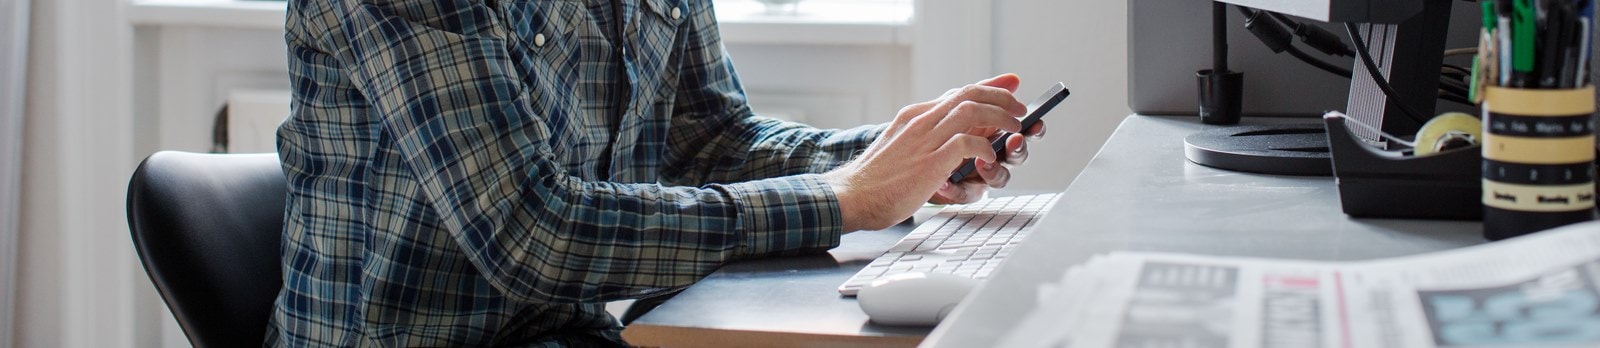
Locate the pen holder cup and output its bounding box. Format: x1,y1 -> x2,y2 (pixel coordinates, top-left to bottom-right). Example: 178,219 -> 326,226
1481,86 -> 1598,241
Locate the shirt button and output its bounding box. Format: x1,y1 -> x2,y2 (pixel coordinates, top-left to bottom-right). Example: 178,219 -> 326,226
534,33 -> 547,47
671,7 -> 682,20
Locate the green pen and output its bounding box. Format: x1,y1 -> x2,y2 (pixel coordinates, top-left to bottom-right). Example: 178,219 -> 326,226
1484,1 -> 1497,29
1513,0 -> 1536,87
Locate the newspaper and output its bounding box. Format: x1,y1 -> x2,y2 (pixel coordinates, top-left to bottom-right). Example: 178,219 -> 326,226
999,221 -> 1600,348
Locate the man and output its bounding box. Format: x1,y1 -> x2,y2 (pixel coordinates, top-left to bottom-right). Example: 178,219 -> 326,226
268,0 -> 1045,346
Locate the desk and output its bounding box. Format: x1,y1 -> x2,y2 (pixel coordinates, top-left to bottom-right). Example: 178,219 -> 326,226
621,210 -> 940,347
923,115 -> 1488,347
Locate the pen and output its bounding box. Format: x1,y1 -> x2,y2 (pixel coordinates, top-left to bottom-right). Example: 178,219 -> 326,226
1476,1 -> 1496,100
1557,1 -> 1582,87
1559,1 -> 1579,86
1514,0 -> 1538,87
1538,1 -> 1568,88
1474,29 -> 1491,101
1578,0 -> 1594,86
1561,5 -> 1580,88
1500,0 -> 1516,85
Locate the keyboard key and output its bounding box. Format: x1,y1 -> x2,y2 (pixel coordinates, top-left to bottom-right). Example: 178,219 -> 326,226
837,194 -> 1057,295
861,266 -> 888,276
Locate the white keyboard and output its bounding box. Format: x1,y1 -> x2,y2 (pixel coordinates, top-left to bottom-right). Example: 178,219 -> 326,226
837,193 -> 1060,296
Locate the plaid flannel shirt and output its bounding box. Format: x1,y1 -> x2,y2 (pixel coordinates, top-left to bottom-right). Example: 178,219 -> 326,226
267,0 -> 883,345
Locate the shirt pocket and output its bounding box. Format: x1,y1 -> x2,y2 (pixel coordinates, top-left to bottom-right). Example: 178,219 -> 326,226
501,0 -> 584,93
499,0 -> 584,163
634,0 -> 685,75
641,0 -> 687,29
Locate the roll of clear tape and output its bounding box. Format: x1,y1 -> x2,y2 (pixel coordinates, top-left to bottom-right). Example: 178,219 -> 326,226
1413,112 -> 1483,156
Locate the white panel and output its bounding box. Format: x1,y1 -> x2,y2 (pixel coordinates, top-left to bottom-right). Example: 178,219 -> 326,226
153,27 -> 288,154
726,43 -> 910,126
911,0 -> 992,100
0,0 -> 29,345
19,0 -> 65,345
1214,0 -> 1331,22
991,0 -> 1130,192
227,89 -> 292,153
128,0 -> 286,30
52,0 -> 140,345
745,91 -> 869,129
719,22 -> 905,46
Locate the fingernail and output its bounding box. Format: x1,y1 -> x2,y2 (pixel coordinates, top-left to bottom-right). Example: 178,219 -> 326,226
984,161 -> 996,170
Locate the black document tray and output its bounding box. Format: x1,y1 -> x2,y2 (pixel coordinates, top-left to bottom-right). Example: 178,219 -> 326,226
1323,114 -> 1482,220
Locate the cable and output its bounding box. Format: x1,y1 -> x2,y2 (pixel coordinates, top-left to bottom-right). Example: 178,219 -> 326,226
1265,12 -> 1354,57
1236,6 -> 1356,79
1235,6 -> 1291,53
1440,64 -> 1473,77
1232,6 -> 1472,116
1439,91 -> 1475,106
1438,79 -> 1470,98
1442,47 -> 1478,57
1438,75 -> 1471,92
1344,23 -> 1430,125
1285,44 -> 1352,77
1277,27 -> 1472,106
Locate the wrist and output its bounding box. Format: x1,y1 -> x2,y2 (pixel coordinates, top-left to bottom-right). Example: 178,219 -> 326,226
823,166 -> 883,232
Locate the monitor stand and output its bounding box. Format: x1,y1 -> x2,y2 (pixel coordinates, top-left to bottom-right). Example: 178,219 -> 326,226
1182,123 -> 1331,176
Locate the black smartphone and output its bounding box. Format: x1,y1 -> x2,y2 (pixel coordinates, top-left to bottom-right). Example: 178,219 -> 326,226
947,82 -> 1070,183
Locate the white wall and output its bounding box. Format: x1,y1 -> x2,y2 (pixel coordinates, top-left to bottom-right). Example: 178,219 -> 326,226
0,0 -> 31,345
18,19 -> 63,344
17,0 -> 62,344
17,0 -> 145,346
729,43 -> 911,128
992,0 -> 1130,192
19,0 -> 68,345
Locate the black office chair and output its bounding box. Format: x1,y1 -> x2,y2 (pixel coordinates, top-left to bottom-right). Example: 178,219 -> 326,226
127,151 -> 286,347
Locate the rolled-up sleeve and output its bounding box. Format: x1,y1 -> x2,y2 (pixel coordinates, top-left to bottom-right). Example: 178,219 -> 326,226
296,0 -> 850,304
655,0 -> 882,246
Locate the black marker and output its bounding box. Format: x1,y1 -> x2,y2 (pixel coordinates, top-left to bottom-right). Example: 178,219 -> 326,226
948,82 -> 1070,183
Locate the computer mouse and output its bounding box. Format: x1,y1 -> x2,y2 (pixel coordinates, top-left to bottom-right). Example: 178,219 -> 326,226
856,272 -> 979,326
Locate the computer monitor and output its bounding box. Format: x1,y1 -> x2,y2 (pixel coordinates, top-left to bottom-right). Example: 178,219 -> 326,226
1210,0 -> 1437,23
1130,0 -> 1483,174
1132,0 -> 1478,138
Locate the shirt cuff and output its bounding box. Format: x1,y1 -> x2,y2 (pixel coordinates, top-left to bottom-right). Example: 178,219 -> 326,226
715,173 -> 844,258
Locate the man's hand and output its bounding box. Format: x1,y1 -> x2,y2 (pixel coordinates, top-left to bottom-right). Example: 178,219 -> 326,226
926,96 -> 1047,205
824,74 -> 1045,232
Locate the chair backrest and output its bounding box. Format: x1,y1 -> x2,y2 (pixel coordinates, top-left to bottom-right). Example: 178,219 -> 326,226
126,151 -> 286,347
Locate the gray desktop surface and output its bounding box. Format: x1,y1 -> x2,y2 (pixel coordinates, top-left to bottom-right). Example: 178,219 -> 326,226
923,115 -> 1487,347
624,191 -> 1053,346
623,218 -> 928,346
